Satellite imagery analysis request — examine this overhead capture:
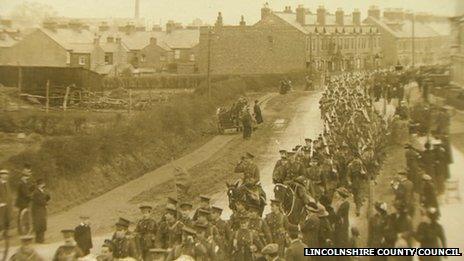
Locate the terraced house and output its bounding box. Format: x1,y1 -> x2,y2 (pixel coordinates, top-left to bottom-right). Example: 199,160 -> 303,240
198,4 -> 381,75
365,7 -> 451,67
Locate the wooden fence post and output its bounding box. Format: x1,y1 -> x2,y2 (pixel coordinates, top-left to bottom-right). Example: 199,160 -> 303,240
45,80 -> 50,113
63,85 -> 70,111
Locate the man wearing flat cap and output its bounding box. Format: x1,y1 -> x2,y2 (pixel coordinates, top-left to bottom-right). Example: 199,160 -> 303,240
10,235 -> 43,261
53,229 -> 84,261
135,205 -> 157,260
110,218 -> 139,259
420,174 -> 439,211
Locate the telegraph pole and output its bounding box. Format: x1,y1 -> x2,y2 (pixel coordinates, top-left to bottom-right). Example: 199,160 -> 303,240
206,28 -> 213,100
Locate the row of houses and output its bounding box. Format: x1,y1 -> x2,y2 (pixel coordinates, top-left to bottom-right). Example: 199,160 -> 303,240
450,3 -> 464,88
0,20 -> 200,76
0,5 -> 453,77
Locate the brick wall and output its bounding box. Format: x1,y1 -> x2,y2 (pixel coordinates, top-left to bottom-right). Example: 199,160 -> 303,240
198,25 -> 306,75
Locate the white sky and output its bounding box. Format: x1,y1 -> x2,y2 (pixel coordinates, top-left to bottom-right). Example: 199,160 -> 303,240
0,0 -> 459,25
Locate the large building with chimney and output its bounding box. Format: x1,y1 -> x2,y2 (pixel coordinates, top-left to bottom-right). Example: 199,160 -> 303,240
198,4 -> 381,75
365,7 -> 451,67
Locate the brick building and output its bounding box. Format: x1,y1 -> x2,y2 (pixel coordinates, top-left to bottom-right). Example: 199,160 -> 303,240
198,4 -> 381,75
2,21 -> 106,71
365,7 -> 451,67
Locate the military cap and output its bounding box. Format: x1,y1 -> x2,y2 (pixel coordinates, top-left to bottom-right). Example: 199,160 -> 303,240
194,223 -> 208,232
270,199 -> 281,205
279,149 -> 287,154
19,235 -> 35,242
61,229 -> 75,237
167,196 -> 178,205
211,206 -> 223,214
336,187 -> 351,198
287,151 -> 296,156
115,218 -> 131,228
247,203 -> 261,212
165,205 -> 177,215
305,138 -> 312,142
199,195 -> 211,202
182,226 -> 197,236
245,152 -> 255,159
139,204 -> 153,210
198,208 -> 211,217
149,248 -> 168,255
0,169 -> 9,175
397,170 -> 407,176
422,174 -> 432,181
179,202 -> 193,209
262,243 -> 279,255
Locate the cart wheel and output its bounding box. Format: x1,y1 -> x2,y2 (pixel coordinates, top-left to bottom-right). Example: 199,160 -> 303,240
18,208 -> 32,236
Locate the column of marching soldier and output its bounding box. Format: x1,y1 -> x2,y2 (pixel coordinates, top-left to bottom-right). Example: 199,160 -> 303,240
2,70 -> 450,261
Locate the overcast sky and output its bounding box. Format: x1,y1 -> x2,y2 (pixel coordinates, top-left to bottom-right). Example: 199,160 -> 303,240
0,0 -> 459,25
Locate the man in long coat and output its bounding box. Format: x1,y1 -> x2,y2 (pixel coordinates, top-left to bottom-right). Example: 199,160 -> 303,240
0,169 -> 12,233
31,179 -> 50,243
253,100 -> 263,124
15,166 -> 35,233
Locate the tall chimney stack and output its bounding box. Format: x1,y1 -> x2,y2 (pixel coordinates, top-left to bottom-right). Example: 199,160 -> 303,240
352,9 -> 361,25
317,6 -> 326,25
296,5 -> 306,25
135,0 -> 140,19
335,8 -> 344,26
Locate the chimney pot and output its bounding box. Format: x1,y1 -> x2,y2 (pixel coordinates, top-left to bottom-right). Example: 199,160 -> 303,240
352,9 -> 361,25
261,2 -> 271,20
296,5 -> 306,25
335,8 -> 345,26
317,6 -> 326,25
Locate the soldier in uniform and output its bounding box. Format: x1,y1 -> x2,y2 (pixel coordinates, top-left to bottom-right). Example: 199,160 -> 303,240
347,155 -> 367,216
394,171 -> 415,217
210,206 -> 231,260
264,199 -> 287,256
332,187 -> 350,248
74,215 -> 93,256
10,235 -> 44,261
193,195 -> 212,221
178,202 -> 194,227
248,204 -> 271,248
110,218 -> 139,260
166,226 -> 199,261
235,153 -> 260,186
241,107 -> 253,139
96,242 -> 114,261
194,223 -> 216,261
158,205 -> 182,249
229,201 -> 248,231
404,144 -> 422,192
387,200 -> 413,247
421,174 -> 439,211
273,150 -> 288,184
135,205 -> 157,260
317,204 -> 333,249
53,229 -> 84,261
233,216 -> 261,261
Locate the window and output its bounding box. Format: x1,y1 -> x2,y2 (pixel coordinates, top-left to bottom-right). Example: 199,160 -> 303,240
104,53 -> 113,65
79,56 -> 86,65
66,52 -> 71,64
189,54 -> 195,61
141,54 -> 146,63
174,50 -> 180,60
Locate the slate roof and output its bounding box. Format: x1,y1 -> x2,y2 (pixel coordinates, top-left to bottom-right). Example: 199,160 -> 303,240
272,11 -> 376,35
100,29 -> 199,51
40,27 -> 96,50
100,42 -> 129,53
367,16 -> 441,38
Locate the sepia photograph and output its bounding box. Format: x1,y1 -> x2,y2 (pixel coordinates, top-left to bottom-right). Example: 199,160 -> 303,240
0,0 -> 463,260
